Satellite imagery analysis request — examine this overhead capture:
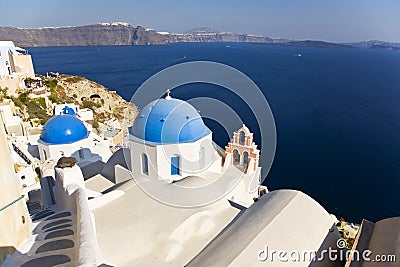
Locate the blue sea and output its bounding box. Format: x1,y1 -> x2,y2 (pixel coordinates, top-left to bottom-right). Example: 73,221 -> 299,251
28,43 -> 400,223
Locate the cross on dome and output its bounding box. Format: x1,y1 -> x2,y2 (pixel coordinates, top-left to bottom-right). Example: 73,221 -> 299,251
165,89 -> 172,100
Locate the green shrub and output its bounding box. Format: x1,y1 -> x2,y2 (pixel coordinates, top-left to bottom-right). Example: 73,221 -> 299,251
25,101 -> 51,124
82,100 -> 98,110
92,120 -> 99,128
49,95 -> 58,103
0,87 -> 8,100
18,92 -> 29,105
48,89 -> 64,104
11,97 -> 22,107
36,97 -> 46,109
64,76 -> 85,83
44,79 -> 58,89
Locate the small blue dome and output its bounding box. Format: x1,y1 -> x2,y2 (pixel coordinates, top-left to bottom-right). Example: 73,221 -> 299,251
131,97 -> 211,144
61,106 -> 76,115
41,115 -> 88,144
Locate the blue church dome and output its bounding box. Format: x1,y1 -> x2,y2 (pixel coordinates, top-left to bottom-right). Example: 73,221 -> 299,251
41,115 -> 88,144
61,105 -> 76,115
131,97 -> 211,144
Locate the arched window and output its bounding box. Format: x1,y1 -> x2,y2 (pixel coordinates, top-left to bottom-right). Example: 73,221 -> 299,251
142,153 -> 149,175
239,131 -> 245,145
171,156 -> 180,175
43,150 -> 47,160
233,149 -> 240,164
243,151 -> 249,165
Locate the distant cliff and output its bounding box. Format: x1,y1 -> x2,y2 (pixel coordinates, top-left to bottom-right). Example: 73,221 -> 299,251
167,27 -> 276,43
344,40 -> 400,50
0,23 -> 372,48
369,44 -> 400,50
0,23 -> 137,47
282,40 -> 355,49
0,23 -> 280,47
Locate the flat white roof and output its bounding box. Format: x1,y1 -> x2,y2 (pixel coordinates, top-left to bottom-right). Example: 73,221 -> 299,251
92,177 -> 241,266
0,41 -> 16,48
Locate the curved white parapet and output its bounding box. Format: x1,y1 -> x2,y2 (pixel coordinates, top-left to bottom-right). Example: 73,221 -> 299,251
53,164 -> 104,266
187,189 -> 338,267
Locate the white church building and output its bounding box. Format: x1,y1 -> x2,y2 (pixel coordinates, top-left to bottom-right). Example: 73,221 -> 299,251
37,113 -> 111,166
129,93 -> 222,182
127,93 -> 264,206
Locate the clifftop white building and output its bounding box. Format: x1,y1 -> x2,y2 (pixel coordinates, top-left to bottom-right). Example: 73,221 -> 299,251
0,41 -> 35,95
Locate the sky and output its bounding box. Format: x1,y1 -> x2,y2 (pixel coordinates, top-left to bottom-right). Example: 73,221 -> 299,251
1,0 -> 399,42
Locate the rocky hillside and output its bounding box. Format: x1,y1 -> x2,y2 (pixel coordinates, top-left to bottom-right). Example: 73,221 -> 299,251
44,74 -> 137,131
